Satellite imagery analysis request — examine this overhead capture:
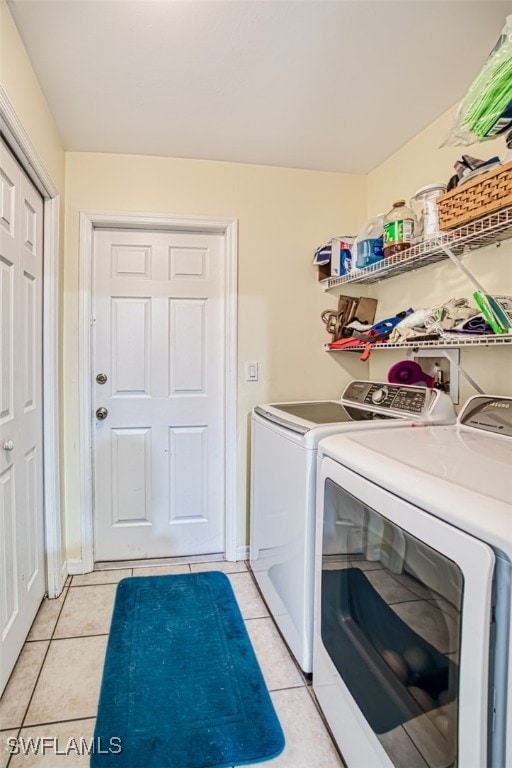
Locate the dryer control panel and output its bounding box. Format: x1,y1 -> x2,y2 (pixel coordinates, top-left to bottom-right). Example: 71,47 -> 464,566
460,395 -> 512,437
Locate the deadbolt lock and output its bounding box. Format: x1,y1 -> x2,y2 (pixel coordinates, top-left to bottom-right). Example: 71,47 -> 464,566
96,407 -> 108,421
96,373 -> 108,385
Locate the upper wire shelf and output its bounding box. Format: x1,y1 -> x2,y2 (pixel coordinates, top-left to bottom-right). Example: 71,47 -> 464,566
321,206 -> 512,290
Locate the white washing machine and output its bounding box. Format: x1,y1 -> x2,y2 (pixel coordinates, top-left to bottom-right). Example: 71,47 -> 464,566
313,395 -> 512,768
249,380 -> 455,674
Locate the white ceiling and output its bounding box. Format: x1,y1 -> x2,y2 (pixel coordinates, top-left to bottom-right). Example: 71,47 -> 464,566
7,0 -> 511,173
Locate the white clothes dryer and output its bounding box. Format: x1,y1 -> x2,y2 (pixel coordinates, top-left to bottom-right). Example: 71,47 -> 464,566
249,380 -> 455,673
313,395 -> 512,768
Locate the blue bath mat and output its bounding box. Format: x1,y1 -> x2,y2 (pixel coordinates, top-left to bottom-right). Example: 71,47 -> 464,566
91,572 -> 285,767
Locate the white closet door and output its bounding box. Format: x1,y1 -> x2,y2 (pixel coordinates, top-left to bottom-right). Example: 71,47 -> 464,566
0,140 -> 45,694
92,229 -> 226,561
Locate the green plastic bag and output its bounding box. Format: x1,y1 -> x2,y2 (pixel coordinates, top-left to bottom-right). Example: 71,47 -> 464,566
444,14 -> 512,146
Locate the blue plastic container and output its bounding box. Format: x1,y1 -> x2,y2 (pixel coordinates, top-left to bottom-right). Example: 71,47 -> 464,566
353,215 -> 385,270
356,236 -> 384,268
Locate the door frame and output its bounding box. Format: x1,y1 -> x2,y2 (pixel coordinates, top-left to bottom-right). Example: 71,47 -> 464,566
0,87 -> 63,597
78,211 -> 238,571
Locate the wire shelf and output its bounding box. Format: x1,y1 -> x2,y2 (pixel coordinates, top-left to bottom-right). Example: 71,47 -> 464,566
324,334 -> 512,352
321,206 -> 512,290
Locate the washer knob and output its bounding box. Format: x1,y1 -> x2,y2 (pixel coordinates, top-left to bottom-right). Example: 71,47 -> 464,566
371,386 -> 388,404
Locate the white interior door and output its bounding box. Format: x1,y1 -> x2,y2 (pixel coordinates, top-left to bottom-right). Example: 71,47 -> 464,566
92,229 -> 226,561
0,140 -> 45,694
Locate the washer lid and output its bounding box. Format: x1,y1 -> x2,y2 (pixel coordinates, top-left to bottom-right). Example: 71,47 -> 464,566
261,401 -> 378,423
254,401 -> 397,434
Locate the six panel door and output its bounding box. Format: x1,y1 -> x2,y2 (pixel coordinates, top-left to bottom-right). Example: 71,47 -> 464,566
0,139 -> 45,694
92,229 -> 226,561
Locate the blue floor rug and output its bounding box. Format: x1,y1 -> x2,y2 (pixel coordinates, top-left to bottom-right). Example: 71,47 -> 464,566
91,572 -> 285,768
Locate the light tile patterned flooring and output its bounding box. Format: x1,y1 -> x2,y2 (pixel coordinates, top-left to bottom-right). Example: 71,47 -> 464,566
0,561 -> 345,767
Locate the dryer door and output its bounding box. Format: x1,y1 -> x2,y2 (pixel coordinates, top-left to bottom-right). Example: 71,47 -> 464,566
313,457 -> 495,768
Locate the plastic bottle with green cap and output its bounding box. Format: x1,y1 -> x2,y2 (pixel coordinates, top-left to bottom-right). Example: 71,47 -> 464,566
383,199 -> 415,259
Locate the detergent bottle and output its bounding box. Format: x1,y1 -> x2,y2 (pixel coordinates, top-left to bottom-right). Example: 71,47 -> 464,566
353,214 -> 385,270
383,200 -> 415,258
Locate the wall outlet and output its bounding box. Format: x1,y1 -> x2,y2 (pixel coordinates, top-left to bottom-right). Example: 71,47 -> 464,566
411,349 -> 460,404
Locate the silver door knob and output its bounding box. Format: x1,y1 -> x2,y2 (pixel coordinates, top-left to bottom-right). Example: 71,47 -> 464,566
96,373 -> 108,385
3,440 -> 14,451
96,407 -> 108,421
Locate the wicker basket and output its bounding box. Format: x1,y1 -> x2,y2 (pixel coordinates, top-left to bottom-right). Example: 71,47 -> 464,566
437,160 -> 512,231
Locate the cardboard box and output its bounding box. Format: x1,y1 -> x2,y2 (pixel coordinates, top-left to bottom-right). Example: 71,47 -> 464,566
317,262 -> 331,282
314,236 -> 355,281
330,237 -> 355,277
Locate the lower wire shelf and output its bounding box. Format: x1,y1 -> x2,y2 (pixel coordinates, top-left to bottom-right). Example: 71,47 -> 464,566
324,334 -> 512,352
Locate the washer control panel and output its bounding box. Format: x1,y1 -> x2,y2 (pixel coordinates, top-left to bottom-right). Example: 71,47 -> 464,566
343,381 -> 428,414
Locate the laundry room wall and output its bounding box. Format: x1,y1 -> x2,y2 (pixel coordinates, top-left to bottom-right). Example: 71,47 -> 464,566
63,152 -> 367,560
0,0 -> 65,190
366,106 -> 512,406
1,0 -> 66,568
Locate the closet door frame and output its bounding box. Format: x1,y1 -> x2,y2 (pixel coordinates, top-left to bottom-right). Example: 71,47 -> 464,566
1,87 -> 63,598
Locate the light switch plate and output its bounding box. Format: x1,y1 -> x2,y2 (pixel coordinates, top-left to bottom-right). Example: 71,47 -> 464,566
245,361 -> 259,382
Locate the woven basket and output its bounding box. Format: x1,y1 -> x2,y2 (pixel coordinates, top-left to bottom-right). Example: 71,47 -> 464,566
437,161 -> 512,231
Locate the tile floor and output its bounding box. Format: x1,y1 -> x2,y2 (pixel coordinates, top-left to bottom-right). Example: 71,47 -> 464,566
0,561 -> 345,767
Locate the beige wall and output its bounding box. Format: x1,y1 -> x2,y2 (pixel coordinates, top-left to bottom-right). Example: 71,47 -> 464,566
0,0 -> 64,191
1,0 -> 67,566
366,106 -> 512,405
64,152 -> 367,559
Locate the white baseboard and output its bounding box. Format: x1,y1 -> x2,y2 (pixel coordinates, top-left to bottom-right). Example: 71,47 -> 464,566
65,558 -> 89,575
46,560 -> 68,598
235,545 -> 250,561
57,560 -> 68,594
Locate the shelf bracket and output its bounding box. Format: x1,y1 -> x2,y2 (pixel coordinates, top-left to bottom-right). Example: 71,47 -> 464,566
439,245 -> 488,295
436,245 -> 492,395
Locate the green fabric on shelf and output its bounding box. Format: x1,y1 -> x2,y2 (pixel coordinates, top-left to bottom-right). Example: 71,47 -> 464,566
463,56 -> 512,139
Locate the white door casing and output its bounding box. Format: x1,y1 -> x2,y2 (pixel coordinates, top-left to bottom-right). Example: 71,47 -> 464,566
0,140 -> 45,693
92,228 -> 230,561
1,87 -> 63,600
